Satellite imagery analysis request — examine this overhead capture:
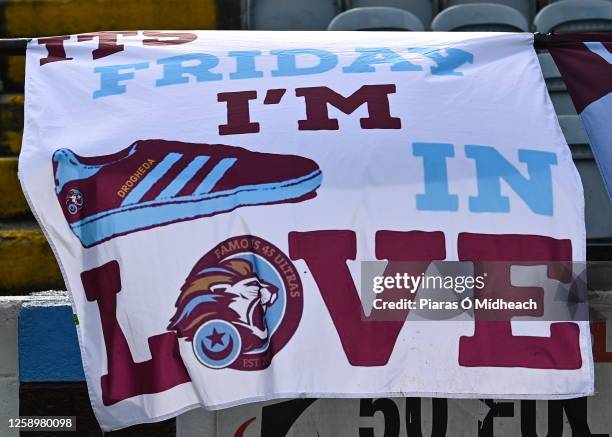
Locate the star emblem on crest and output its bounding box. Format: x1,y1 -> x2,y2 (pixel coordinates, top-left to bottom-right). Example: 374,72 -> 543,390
206,328 -> 225,348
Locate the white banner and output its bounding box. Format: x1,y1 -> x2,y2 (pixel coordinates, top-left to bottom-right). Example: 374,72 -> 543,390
19,31 -> 592,431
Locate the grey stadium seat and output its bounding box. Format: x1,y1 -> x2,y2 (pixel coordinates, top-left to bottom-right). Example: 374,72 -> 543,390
534,0 -> 612,33
538,53 -> 577,115
446,0 -> 532,21
558,115 -> 612,240
247,0 -> 341,30
328,7 -> 426,30
347,0 -> 434,28
431,3 -> 529,31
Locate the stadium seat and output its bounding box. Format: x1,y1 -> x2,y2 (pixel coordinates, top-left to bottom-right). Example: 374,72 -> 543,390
431,4 -> 530,31
446,0 -> 531,21
247,0 -> 341,30
328,7 -> 426,30
347,0 -> 434,28
558,115 -> 612,240
534,0 -> 612,33
538,53 -> 577,115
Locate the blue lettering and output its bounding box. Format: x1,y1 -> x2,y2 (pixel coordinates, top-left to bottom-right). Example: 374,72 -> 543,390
343,48 -> 422,73
156,53 -> 222,87
228,50 -> 264,80
93,62 -> 149,99
271,49 -> 338,77
466,145 -> 557,216
409,47 -> 473,76
413,142 -> 459,211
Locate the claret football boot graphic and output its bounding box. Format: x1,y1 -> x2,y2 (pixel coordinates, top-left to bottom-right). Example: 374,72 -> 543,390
52,140 -> 323,247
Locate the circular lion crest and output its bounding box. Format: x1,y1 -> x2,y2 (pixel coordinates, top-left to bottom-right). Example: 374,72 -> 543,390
168,235 -> 303,370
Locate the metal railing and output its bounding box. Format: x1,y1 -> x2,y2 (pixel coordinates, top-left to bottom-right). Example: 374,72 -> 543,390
0,33 -> 556,56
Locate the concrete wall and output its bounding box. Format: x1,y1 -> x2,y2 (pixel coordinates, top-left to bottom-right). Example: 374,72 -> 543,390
0,297 -> 21,437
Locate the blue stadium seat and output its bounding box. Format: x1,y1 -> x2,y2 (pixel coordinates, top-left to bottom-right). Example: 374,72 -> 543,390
328,7 -> 426,30
446,0 -> 532,21
538,53 -> 577,115
247,0 -> 341,30
534,0 -> 612,33
558,115 -> 612,240
431,3 -> 529,31
347,0 -> 434,28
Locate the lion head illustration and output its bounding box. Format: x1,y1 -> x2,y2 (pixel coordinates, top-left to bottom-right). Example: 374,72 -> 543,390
168,258 -> 278,353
